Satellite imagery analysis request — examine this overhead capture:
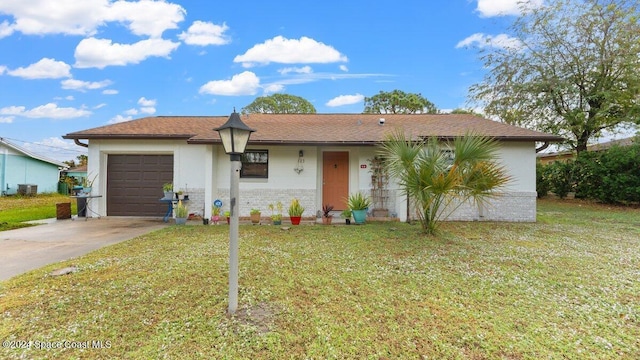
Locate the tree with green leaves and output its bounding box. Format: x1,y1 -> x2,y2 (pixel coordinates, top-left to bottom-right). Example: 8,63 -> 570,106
241,93 -> 316,114
450,108 -> 482,116
363,90 -> 438,114
379,131 -> 511,235
468,0 -> 640,154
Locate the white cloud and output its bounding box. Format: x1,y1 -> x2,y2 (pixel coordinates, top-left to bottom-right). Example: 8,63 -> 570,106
476,0 -> 543,17
137,97 -> 156,107
74,37 -> 180,69
326,94 -> 364,107
105,0 -> 185,38
23,137 -> 83,162
456,33 -> 523,50
54,95 -> 75,101
93,103 -> 107,109
102,89 -> 118,95
199,71 -> 261,96
234,36 -> 348,68
0,20 -> 13,38
278,66 -> 313,75
0,0 -> 185,37
61,78 -> 113,91
0,66 -> 7,75
0,103 -> 91,119
0,0 -> 108,36
263,84 -> 285,94
7,58 -> 71,79
120,98 -> 156,117
0,116 -> 14,123
339,65 -> 349,72
178,20 -> 230,46
139,107 -> 156,114
108,114 -> 133,124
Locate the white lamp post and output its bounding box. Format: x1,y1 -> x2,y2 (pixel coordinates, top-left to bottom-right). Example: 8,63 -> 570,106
214,110 -> 255,315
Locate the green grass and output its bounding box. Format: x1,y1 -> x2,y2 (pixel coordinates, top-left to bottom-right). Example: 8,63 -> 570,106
1,199 -> 639,359
0,193 -> 77,231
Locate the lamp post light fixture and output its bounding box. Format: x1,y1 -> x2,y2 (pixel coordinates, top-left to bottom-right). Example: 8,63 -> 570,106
215,110 -> 255,315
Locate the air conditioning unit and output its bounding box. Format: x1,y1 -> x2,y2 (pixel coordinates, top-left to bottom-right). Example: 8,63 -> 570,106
18,184 -> 38,196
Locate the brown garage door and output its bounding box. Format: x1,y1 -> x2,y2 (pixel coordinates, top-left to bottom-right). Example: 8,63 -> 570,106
107,154 -> 173,216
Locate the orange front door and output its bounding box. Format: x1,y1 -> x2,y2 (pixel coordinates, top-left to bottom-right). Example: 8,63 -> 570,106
322,152 -> 349,210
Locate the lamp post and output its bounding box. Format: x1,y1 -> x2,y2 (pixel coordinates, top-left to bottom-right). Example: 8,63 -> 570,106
215,110 -> 255,315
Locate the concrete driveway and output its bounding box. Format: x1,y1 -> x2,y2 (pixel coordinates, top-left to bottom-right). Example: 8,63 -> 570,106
0,217 -> 167,281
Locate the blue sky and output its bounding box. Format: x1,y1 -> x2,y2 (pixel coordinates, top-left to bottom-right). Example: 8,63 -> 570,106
0,0 -> 537,162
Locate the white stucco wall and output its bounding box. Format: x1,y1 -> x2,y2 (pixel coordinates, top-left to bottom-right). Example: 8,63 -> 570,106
87,139 -> 209,217
87,139 -> 538,222
396,141 -> 538,222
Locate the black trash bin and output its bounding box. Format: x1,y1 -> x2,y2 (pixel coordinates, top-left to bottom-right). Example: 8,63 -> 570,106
76,197 -> 86,217
72,186 -> 86,217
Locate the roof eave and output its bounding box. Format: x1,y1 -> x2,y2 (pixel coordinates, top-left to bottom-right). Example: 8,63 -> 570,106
63,134 -> 194,140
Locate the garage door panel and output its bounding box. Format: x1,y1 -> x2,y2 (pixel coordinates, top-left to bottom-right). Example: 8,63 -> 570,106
107,155 -> 173,216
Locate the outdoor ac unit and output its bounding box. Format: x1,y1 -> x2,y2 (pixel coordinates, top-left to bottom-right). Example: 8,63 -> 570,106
18,184 -> 38,196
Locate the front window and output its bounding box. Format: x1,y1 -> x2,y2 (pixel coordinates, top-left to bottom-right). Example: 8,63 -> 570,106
241,150 -> 268,178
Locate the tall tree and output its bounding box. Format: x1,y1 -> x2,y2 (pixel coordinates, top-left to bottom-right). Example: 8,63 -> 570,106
242,93 -> 316,114
363,90 -> 438,114
469,0 -> 640,153
77,154 -> 88,166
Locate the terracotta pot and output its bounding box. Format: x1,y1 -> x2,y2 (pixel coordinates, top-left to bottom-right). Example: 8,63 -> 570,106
322,216 -> 333,225
250,213 -> 261,224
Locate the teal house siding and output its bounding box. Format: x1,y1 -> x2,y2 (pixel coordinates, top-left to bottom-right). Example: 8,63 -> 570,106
1,138 -> 67,195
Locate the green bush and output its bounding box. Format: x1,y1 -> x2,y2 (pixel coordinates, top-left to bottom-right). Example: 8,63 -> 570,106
575,140 -> 640,204
536,161 -> 551,198
545,160 -> 576,199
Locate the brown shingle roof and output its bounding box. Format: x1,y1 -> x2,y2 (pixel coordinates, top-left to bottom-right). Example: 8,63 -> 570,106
63,113 -> 563,145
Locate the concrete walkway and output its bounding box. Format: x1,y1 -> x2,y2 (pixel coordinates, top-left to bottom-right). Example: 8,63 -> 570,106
0,217 -> 167,281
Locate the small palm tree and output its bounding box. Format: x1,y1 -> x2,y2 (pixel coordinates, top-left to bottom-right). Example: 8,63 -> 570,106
379,130 -> 511,235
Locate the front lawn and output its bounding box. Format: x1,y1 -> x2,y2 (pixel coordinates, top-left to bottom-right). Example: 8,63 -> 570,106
0,193 -> 77,231
1,199 -> 638,359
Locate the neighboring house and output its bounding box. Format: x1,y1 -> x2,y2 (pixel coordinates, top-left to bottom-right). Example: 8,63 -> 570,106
537,137 -> 637,164
60,164 -> 88,194
0,137 -> 68,195
63,113 -> 562,222
62,164 -> 88,185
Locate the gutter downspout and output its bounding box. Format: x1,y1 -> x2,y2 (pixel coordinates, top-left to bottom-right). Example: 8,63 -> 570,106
1,147 -> 6,196
74,139 -> 89,148
536,142 -> 550,153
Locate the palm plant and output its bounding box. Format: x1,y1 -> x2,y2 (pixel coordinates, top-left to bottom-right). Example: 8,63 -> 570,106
175,200 -> 188,218
379,130 -> 511,235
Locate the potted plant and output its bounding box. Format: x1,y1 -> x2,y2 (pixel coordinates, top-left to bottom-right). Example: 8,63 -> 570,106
347,192 -> 371,224
224,210 -> 230,225
81,173 -> 97,195
250,208 -> 261,224
322,204 -> 334,225
162,183 -> 174,199
341,209 -> 352,225
211,204 -> 221,225
176,190 -> 185,200
174,200 -> 188,225
268,201 -> 283,225
288,198 -> 304,225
